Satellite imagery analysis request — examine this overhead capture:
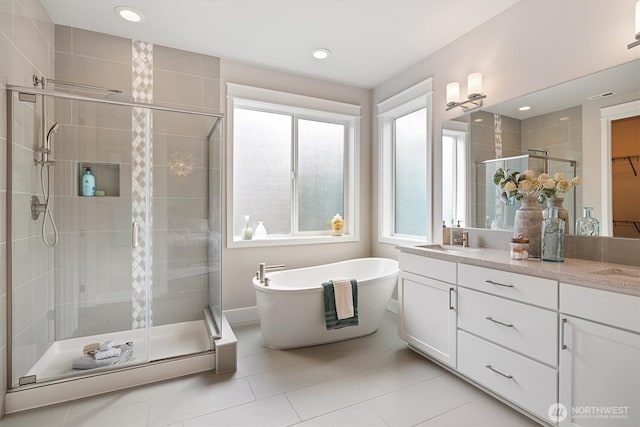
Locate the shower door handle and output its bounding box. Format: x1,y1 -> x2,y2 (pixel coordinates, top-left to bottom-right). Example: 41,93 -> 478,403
132,222 -> 139,248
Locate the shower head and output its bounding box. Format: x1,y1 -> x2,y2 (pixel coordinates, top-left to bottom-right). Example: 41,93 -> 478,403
46,122 -> 59,143
47,122 -> 59,136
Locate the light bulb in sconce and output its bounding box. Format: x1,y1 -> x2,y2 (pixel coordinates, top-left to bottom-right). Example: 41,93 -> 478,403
445,73 -> 487,112
467,72 -> 483,98
446,82 -> 460,106
629,0 -> 640,48
635,0 -> 640,37
168,151 -> 194,177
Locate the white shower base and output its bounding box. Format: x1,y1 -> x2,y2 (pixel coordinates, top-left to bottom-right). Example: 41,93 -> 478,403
26,320 -> 212,382
6,315 -> 237,414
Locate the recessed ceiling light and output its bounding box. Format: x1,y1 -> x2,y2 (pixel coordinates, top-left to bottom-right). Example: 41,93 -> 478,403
115,6 -> 145,23
474,118 -> 483,122
559,116 -> 570,121
519,106 -> 531,111
311,48 -> 331,60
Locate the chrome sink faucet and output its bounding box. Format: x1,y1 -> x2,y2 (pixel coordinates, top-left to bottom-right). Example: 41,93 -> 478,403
453,231 -> 469,247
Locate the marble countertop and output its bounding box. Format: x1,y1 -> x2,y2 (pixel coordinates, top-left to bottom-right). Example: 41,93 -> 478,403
398,244 -> 640,297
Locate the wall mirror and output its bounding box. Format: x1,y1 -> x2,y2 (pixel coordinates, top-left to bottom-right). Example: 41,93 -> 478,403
443,59 -> 640,238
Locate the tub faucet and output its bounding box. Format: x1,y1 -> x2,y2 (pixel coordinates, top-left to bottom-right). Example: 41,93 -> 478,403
257,263 -> 286,284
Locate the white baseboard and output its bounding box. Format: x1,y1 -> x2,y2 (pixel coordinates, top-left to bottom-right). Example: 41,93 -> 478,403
386,298 -> 399,314
223,306 -> 259,325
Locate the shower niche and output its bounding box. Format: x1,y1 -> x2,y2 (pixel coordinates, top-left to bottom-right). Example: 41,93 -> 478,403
76,162 -> 120,197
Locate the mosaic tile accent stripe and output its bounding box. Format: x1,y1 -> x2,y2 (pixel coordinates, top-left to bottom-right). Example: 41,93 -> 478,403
131,40 -> 154,329
494,113 -> 502,159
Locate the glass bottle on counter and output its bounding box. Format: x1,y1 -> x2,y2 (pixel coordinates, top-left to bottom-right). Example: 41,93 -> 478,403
575,207 -> 600,236
542,207 -> 565,262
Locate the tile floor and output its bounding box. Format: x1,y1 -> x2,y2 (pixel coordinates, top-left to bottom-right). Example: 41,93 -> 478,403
1,312 -> 541,426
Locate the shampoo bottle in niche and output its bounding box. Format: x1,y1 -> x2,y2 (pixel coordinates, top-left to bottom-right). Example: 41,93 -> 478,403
82,167 -> 96,197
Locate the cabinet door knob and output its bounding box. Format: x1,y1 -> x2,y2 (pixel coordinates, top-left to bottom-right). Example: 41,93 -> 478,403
449,287 -> 455,310
485,316 -> 514,328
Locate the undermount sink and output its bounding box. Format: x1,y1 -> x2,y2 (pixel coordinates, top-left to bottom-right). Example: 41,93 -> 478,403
590,268 -> 640,281
416,244 -> 482,253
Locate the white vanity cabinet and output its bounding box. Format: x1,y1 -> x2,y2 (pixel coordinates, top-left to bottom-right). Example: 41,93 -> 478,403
397,246 -> 640,426
457,264 -> 558,421
559,283 -> 640,427
398,252 -> 457,368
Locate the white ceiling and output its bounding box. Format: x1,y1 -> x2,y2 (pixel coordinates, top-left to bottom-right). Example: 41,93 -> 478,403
41,0 -> 520,89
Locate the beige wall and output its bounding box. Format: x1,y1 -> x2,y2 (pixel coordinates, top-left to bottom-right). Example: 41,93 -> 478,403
220,59 -> 373,312
372,0 -> 639,257
0,0 -> 55,415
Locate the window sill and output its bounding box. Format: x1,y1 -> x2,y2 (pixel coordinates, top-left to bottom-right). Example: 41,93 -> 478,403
227,234 -> 358,249
378,235 -> 427,247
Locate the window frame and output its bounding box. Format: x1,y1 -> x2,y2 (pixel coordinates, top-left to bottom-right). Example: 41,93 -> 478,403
226,83 -> 361,248
377,78 -> 433,245
442,121 -> 469,227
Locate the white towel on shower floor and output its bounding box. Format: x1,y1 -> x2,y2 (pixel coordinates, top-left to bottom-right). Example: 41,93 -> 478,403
333,279 -> 354,320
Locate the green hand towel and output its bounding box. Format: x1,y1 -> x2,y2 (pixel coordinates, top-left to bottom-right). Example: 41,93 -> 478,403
323,279 -> 359,330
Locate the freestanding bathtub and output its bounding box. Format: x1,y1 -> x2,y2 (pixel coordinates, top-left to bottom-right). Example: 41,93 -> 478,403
253,257 -> 399,348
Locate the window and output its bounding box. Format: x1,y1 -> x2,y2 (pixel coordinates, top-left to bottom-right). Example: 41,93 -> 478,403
227,84 -> 360,246
442,127 -> 467,227
394,108 -> 427,236
378,79 -> 433,243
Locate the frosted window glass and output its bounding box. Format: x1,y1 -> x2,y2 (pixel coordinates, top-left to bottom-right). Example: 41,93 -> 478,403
233,108 -> 292,235
298,119 -> 345,232
394,108 -> 427,237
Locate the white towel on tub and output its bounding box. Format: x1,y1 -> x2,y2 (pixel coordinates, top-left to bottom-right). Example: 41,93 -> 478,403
333,279 -> 354,320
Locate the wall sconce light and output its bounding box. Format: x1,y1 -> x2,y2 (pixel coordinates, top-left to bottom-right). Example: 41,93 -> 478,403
446,72 -> 487,112
628,0 -> 640,49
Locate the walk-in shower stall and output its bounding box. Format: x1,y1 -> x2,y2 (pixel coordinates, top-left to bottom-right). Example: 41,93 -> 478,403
5,81 -> 224,409
475,153 -> 577,230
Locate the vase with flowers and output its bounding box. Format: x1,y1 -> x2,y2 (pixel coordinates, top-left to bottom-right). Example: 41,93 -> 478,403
494,168 -> 545,257
540,172 -> 582,234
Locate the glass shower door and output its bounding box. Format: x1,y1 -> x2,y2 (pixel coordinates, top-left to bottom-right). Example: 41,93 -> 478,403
9,92 -> 151,386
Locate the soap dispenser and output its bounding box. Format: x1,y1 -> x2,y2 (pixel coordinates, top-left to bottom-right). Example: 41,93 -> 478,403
442,221 -> 451,245
82,167 -> 96,197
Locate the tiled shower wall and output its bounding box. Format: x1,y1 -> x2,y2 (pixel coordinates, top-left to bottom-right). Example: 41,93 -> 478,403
464,110 -> 521,227
1,0 -> 55,414
521,105 -> 584,215
465,107 -> 584,228
53,26 -> 221,336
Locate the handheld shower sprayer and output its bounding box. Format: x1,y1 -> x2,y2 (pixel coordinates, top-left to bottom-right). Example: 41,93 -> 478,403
31,93 -> 60,247
36,122 -> 59,164
47,122 -> 59,141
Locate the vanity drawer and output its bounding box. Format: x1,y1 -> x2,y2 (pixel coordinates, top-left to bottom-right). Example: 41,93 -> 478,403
560,283 -> 640,332
458,330 -> 557,421
457,264 -> 557,309
399,252 -> 456,284
458,288 -> 557,366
